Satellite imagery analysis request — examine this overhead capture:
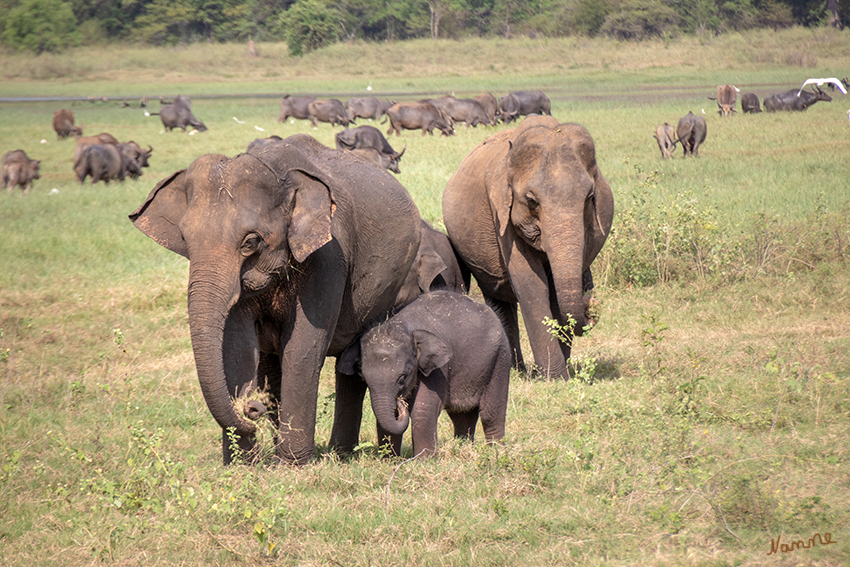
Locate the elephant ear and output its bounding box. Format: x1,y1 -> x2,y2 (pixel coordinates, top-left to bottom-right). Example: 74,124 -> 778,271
128,170 -> 189,258
412,329 -> 452,377
416,249 -> 448,293
336,339 -> 361,376
486,140 -> 513,238
286,169 -> 334,263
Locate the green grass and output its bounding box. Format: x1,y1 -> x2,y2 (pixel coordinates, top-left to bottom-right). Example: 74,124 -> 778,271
1,29 -> 849,566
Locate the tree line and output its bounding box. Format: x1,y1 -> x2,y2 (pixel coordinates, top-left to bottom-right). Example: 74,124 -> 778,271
0,0 -> 843,55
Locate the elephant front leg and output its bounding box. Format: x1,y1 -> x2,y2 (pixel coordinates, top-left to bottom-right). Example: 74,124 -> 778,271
484,297 -> 525,373
328,370 -> 367,456
410,374 -> 446,457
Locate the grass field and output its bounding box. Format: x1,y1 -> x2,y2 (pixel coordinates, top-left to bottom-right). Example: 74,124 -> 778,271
1,28 -> 849,566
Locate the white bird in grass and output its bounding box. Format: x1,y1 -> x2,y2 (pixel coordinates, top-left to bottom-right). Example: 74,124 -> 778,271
233,117 -> 245,124
797,78 -> 848,96
255,125 -> 265,131
367,81 -> 372,91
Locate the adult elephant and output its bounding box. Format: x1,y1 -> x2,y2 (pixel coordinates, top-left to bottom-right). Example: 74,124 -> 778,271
129,134 -> 421,465
442,116 -> 614,380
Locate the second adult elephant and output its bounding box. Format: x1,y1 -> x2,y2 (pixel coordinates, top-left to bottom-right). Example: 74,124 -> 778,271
443,116 -> 614,380
129,134 -> 421,465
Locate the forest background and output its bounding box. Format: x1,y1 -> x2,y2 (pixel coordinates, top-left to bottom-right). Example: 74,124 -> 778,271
0,0 -> 846,57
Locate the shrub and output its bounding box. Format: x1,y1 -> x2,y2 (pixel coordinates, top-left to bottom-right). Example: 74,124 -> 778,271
2,0 -> 79,54
599,0 -> 679,40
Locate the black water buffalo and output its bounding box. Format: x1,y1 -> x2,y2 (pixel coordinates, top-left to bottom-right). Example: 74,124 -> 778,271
336,126 -> 405,173
385,101 -> 454,137
675,111 -> 707,157
498,93 -> 521,123
424,95 -> 492,128
2,150 -> 40,193
345,148 -> 404,174
709,84 -> 738,116
345,97 -> 394,121
763,88 -> 832,112
278,95 -> 316,122
120,141 -> 153,178
474,92 -> 500,124
52,109 -> 82,139
151,96 -> 207,132
509,90 -> 551,117
74,144 -> 142,184
307,99 -> 350,128
741,93 -> 762,113
246,135 -> 283,152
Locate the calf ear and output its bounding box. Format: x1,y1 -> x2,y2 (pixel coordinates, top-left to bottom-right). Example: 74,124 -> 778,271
129,170 -> 189,258
287,170 -> 334,263
417,250 -> 448,293
336,340 -> 361,376
412,330 -> 452,377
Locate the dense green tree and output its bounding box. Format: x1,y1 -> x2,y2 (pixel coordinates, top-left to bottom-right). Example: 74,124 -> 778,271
282,0 -> 340,55
3,0 -> 79,53
599,0 -> 680,39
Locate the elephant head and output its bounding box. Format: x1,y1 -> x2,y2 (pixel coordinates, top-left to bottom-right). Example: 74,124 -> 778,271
339,325 -> 451,437
491,116 -> 613,336
129,142 -> 336,462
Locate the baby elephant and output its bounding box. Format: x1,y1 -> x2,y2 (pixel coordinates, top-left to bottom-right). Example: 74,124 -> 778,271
652,123 -> 676,159
338,291 -> 510,457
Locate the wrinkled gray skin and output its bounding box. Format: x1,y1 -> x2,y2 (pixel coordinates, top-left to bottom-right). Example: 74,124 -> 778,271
741,93 -> 762,114
278,95 -> 316,122
653,123 -> 676,159
385,102 -> 454,137
129,134 -> 421,465
308,99 -> 350,128
443,116 -> 614,381
474,92 -> 500,124
393,219 -> 468,309
425,96 -> 492,128
75,143 -> 141,184
335,125 -> 404,172
338,291 -> 510,457
2,150 -> 40,193
246,136 -> 283,152
53,109 -> 82,139
674,111 -> 707,157
345,97 -> 394,121
764,88 -> 832,112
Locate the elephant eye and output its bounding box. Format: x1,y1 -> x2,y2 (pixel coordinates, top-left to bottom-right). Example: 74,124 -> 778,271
240,233 -> 262,256
396,374 -> 406,386
525,193 -> 539,211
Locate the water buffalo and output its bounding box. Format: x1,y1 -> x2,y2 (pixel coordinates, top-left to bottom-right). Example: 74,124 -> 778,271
120,141 -> 153,178
764,87 -> 832,112
335,124 -> 396,154
385,101 -> 454,137
278,95 -> 316,122
741,93 -> 762,113
150,96 -> 207,132
74,143 -> 142,184
308,99 -> 350,128
474,92 -> 500,124
652,123 -> 676,159
246,135 -> 283,152
2,150 -> 40,193
498,93 -> 521,123
345,97 -> 394,121
73,133 -> 121,172
675,111 -> 707,157
709,84 -> 738,117
52,109 -> 82,139
425,95 -> 492,128
508,90 -> 551,117
345,147 -> 403,174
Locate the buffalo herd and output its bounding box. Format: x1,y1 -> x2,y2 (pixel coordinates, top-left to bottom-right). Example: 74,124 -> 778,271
652,79 -> 846,159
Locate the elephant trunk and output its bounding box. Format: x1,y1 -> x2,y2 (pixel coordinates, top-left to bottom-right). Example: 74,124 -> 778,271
187,264 -> 257,438
370,394 -> 410,436
544,220 -> 591,338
